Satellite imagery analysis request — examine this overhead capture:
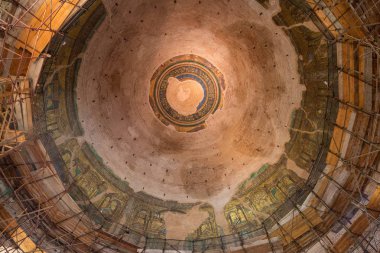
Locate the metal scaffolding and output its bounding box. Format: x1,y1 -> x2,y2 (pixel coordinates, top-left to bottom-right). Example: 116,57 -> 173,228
0,0 -> 378,252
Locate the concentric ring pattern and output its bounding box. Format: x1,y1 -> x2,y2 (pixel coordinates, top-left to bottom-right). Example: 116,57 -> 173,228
149,55 -> 224,132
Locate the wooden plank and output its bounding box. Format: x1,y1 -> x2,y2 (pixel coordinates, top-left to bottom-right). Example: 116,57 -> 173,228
358,46 -> 365,108
271,208 -> 322,245
14,0 -> 81,55
333,187 -> 380,253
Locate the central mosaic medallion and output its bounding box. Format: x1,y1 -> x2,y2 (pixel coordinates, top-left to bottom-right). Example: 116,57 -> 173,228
149,55 -> 225,132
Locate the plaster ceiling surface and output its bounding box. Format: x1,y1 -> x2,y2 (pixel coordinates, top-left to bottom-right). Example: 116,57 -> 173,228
76,0 -> 304,209
3,0 -> 343,244
4,0 -> 380,250
0,0 -> 380,252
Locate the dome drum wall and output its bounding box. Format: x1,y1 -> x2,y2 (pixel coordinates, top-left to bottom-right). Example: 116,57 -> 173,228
27,0 -> 365,251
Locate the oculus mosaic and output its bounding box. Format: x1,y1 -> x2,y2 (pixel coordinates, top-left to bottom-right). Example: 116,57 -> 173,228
149,55 -> 224,132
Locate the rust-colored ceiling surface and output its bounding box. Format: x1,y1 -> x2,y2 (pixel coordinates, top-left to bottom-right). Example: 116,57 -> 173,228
0,0 -> 379,252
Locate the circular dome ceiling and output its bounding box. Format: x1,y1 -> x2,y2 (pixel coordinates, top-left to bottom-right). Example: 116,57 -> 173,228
36,0 -> 333,241
76,0 -> 304,204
